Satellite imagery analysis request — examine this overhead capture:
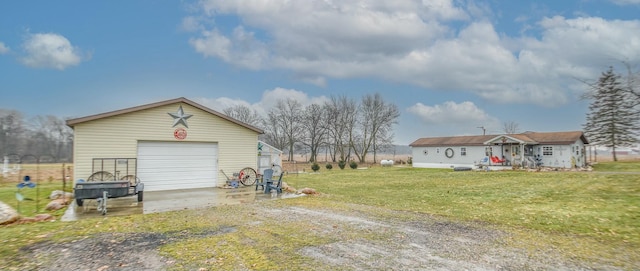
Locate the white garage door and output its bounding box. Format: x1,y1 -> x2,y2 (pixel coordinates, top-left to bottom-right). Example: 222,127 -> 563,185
137,141 -> 218,191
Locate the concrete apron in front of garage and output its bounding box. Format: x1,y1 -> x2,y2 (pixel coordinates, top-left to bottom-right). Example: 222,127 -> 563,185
61,186 -> 296,221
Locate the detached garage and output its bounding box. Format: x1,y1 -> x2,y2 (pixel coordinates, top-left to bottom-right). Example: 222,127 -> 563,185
66,97 -> 263,191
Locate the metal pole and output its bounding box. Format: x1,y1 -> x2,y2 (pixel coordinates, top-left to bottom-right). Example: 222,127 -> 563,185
477,126 -> 486,135
36,158 -> 40,213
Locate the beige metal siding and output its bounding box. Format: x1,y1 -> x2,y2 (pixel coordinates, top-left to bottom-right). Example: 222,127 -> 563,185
73,102 -> 258,184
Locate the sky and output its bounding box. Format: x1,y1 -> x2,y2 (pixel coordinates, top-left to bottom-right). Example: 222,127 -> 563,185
1,0 -> 639,145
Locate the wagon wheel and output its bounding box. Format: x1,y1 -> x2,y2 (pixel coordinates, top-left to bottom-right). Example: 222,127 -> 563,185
120,175 -> 140,186
238,167 -> 257,186
87,171 -> 114,182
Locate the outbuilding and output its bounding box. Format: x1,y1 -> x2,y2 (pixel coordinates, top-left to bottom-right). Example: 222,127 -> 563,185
66,97 -> 263,191
410,131 -> 589,170
257,140 -> 283,175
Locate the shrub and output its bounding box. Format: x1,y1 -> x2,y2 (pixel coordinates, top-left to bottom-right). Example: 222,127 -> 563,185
325,163 -> 333,170
349,161 -> 358,169
311,162 -> 320,172
338,160 -> 346,170
408,157 -> 412,165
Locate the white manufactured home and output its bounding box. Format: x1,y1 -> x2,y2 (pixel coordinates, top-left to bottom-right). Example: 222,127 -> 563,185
66,97 -> 263,191
409,131 -> 589,170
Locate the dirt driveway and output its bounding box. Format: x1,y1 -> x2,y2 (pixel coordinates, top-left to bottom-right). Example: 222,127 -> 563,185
21,201 -> 621,271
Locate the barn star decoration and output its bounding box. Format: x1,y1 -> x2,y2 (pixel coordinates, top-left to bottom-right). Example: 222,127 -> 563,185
168,106 -> 193,128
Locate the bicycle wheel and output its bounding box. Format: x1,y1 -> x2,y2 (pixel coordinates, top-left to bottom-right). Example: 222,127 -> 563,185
87,171 -> 114,182
272,164 -> 283,176
238,167 -> 257,186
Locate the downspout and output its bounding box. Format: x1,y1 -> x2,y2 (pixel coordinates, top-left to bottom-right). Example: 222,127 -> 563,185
521,144 -> 524,167
500,144 -> 504,165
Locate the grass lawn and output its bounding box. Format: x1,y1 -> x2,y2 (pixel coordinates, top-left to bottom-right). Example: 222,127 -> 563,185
0,181 -> 72,217
592,160 -> 640,172
1,162 -> 639,269
288,166 -> 640,265
289,166 -> 639,240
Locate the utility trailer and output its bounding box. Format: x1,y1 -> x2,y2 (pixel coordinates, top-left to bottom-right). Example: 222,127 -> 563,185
74,180 -> 144,215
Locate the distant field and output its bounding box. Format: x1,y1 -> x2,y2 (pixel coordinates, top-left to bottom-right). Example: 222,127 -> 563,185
590,154 -> 640,162
1,163 -> 73,184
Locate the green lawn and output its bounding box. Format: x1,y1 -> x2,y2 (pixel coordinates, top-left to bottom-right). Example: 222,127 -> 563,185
592,160 -> 640,172
0,181 -> 72,217
288,166 -> 640,242
1,162 -> 639,270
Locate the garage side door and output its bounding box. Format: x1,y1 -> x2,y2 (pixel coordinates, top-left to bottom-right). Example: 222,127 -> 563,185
137,141 -> 218,191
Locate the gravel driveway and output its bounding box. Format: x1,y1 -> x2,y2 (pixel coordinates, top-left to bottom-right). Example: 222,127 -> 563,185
19,202 -> 622,271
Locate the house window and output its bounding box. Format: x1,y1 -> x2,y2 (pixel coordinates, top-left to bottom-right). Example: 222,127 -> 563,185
461,147 -> 467,156
525,146 -> 533,156
543,146 -> 553,156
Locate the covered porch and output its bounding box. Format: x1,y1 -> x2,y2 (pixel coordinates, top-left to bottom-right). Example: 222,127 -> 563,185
481,135 -> 540,168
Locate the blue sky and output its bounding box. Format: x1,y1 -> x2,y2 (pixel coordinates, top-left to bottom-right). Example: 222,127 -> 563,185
1,0 -> 639,145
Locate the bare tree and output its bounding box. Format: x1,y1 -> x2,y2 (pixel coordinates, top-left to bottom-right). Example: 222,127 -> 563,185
502,121 -> 520,134
262,111 -> 287,154
372,126 -> 395,162
351,93 -> 400,163
222,104 -> 264,128
0,110 -> 73,162
0,109 -> 26,156
301,103 -> 327,162
27,115 -> 73,161
267,99 -> 304,161
323,100 -> 340,162
324,95 -> 357,162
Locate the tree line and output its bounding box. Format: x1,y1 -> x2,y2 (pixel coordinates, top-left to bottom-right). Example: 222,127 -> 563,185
2,64 -> 636,164
0,93 -> 400,164
0,109 -> 73,162
224,93 -> 400,163
583,63 -> 640,161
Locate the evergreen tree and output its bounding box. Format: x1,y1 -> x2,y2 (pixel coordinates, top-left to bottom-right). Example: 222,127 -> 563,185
584,67 -> 640,161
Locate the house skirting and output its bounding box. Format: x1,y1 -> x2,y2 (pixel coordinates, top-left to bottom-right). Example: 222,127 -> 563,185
413,162 -> 515,171
413,162 -> 478,169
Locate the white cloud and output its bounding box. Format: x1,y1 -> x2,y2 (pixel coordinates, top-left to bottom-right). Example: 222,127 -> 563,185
406,101 -> 501,137
196,96 -> 254,112
21,33 -> 86,70
196,87 -> 329,117
296,75 -> 327,87
610,0 -> 640,5
535,16 -> 640,63
0,42 -> 9,54
190,29 -> 232,61
190,0 -> 460,70
259,87 -> 329,110
181,16 -> 203,32
407,101 -> 495,124
190,26 -> 268,70
188,1 -> 640,107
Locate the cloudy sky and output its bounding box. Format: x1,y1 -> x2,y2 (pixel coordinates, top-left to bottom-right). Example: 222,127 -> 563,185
1,0 -> 639,144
